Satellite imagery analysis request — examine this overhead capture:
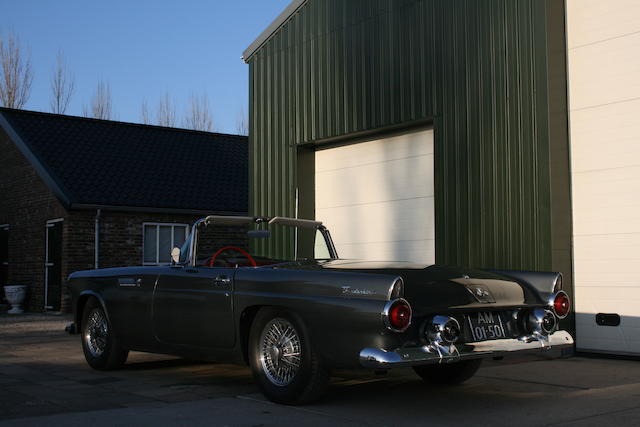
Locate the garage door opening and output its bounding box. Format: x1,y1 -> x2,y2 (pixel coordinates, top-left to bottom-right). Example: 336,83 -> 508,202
314,128 -> 434,264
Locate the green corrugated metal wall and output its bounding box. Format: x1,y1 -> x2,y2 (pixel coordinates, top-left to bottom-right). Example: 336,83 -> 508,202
248,0 -> 558,270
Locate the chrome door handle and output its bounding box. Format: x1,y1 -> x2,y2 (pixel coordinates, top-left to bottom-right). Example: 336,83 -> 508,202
118,277 -> 141,287
213,275 -> 231,286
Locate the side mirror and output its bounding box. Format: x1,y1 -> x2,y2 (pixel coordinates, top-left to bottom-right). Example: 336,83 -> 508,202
171,247 -> 181,265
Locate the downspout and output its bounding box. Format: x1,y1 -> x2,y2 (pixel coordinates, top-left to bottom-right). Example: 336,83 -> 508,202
94,209 -> 101,269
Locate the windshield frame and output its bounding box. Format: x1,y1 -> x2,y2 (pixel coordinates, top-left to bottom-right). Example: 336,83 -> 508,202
178,215 -> 338,267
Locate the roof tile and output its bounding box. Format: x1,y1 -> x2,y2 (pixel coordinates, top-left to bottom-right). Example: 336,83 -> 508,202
0,108 -> 248,213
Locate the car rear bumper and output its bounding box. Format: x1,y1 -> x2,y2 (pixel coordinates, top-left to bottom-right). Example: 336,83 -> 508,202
359,330 -> 574,369
65,322 -> 78,334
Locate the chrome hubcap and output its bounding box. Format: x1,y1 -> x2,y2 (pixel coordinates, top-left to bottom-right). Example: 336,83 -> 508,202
84,308 -> 108,357
259,318 -> 301,386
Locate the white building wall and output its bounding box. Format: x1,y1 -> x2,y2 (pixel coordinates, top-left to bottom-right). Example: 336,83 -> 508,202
567,0 -> 640,354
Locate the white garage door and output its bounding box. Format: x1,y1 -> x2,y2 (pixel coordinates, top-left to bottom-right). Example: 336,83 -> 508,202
315,129 -> 434,264
567,0 -> 640,355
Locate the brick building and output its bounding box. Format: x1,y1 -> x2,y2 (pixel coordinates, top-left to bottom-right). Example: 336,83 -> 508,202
0,108 -> 248,312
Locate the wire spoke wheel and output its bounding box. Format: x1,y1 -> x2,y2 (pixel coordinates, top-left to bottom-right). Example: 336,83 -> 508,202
84,308 -> 108,357
259,318 -> 302,386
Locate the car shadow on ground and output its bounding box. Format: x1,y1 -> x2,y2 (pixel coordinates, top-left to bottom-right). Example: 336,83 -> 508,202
121,357 -> 205,371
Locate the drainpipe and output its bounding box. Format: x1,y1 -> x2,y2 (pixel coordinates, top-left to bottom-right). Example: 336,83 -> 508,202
94,209 -> 101,269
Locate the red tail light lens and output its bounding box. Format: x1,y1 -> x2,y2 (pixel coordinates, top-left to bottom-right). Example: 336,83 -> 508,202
552,291 -> 570,319
384,299 -> 412,332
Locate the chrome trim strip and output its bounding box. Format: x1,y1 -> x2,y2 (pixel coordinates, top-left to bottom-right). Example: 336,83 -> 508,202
118,277 -> 140,287
387,277 -> 405,300
318,225 -> 338,259
553,273 -> 563,292
359,330 -> 574,369
187,218 -> 207,267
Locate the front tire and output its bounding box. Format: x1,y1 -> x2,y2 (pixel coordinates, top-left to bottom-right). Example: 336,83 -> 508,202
248,307 -> 330,405
81,298 -> 128,371
413,359 -> 482,385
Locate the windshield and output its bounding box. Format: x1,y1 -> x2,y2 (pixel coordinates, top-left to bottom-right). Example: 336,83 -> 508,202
179,219 -> 334,267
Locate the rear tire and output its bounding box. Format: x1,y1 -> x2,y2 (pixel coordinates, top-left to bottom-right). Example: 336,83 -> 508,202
412,359 -> 482,385
248,307 -> 330,405
81,298 -> 128,371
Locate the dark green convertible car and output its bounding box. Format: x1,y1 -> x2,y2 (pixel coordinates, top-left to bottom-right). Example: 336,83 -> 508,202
67,215 -> 573,405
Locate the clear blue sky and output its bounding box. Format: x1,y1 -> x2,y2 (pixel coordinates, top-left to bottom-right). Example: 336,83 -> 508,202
1,0 -> 291,134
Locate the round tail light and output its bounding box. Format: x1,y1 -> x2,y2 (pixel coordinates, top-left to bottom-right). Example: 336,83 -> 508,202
551,291 -> 570,319
383,299 -> 412,332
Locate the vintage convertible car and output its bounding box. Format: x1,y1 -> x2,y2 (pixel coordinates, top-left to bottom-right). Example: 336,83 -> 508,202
67,215 -> 573,404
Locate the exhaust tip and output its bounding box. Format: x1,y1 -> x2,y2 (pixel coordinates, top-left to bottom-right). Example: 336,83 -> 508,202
425,315 -> 461,344
529,309 -> 557,335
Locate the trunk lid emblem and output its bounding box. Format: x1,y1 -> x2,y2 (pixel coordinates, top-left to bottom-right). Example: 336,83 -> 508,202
465,284 -> 496,303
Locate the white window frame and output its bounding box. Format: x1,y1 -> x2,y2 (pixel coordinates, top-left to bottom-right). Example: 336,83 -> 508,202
1,224 -> 9,268
142,222 -> 189,265
45,218 -> 64,310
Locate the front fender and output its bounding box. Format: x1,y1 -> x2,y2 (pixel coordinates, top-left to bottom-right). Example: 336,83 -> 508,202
74,290 -> 110,333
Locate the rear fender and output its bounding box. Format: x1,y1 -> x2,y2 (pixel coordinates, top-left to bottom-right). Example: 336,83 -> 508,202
235,294 -> 393,368
488,270 -> 562,304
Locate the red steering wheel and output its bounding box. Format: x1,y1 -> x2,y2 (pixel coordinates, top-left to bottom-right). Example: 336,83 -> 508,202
208,246 -> 257,267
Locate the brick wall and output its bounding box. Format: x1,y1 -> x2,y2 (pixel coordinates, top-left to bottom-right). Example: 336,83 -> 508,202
0,129 -> 67,311
62,212 -> 248,311
66,211 -> 203,272
1,129 -> 247,313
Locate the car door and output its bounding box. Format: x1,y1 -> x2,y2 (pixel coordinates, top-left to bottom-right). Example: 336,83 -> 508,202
106,267 -> 164,349
151,265 -> 236,348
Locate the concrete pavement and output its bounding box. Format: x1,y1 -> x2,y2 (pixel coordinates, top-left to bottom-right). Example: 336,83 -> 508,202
1,314 -> 639,426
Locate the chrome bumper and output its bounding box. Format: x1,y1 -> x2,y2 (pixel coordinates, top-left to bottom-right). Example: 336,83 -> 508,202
359,330 -> 574,369
65,322 -> 77,334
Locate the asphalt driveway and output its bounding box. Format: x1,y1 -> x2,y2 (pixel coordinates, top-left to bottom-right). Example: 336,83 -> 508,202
1,314 -> 639,426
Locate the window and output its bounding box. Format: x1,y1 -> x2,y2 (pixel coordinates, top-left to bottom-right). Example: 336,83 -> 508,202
314,229 -> 331,259
143,223 -> 189,265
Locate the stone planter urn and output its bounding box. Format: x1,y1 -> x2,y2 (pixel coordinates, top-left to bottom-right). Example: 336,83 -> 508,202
4,285 -> 27,314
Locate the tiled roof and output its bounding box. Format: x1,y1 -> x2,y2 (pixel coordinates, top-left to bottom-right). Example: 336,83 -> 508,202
0,108 -> 248,214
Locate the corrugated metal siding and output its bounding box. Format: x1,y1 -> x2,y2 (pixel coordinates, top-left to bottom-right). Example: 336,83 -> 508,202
248,0 -> 553,270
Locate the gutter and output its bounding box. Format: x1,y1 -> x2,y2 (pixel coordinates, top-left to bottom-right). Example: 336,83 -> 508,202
94,209 -> 101,269
70,203 -> 247,216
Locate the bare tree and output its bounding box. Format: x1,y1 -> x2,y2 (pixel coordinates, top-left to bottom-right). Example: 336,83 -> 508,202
0,31 -> 33,109
83,81 -> 112,120
184,93 -> 213,131
49,50 -> 75,114
236,108 -> 248,135
156,92 -> 176,127
140,100 -> 151,125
